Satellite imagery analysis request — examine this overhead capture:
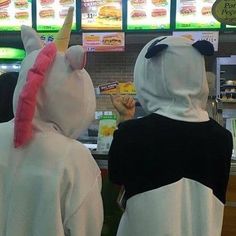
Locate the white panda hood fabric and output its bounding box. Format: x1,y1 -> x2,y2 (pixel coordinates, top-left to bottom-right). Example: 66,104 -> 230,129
134,36 -> 210,122
0,7 -> 103,236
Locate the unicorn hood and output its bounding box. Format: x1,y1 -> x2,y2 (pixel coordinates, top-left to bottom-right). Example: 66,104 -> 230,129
134,36 -> 214,122
12,7 -> 96,148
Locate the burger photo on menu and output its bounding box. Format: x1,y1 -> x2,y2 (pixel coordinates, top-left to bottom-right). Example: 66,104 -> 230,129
102,34 -> 122,46
180,5 -> 196,16
0,10 -> 9,19
98,5 -> 121,21
40,0 -> 54,6
130,9 -> 146,19
130,0 -> 146,6
15,11 -> 29,19
59,0 -> 74,6
151,8 -> 167,17
0,0 -> 11,8
39,9 -> 55,18
201,6 -> 212,16
14,0 -> 28,9
152,0 -> 168,6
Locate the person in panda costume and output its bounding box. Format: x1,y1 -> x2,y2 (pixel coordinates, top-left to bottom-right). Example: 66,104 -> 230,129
0,7 -> 103,236
108,36 -> 233,236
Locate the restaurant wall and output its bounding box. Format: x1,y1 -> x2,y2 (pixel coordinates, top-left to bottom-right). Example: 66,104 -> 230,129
84,39 -> 236,113
85,44 -> 142,114
1,33 -> 236,114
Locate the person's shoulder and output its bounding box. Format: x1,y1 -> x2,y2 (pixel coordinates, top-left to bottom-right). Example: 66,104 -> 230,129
118,115 -> 150,131
209,118 -> 232,140
66,139 -> 99,170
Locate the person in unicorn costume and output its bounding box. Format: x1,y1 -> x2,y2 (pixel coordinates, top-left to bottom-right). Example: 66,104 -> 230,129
108,36 -> 233,236
0,7 -> 103,236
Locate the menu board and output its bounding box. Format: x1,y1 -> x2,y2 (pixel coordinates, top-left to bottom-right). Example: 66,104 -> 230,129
0,47 -> 25,59
0,0 -> 32,31
36,0 -> 76,31
226,25 -> 236,29
127,0 -> 171,30
83,32 -> 125,52
81,0 -> 122,30
176,0 -> 220,29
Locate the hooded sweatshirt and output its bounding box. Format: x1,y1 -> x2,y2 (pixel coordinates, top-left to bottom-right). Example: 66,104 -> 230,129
108,36 -> 232,236
0,23 -> 103,236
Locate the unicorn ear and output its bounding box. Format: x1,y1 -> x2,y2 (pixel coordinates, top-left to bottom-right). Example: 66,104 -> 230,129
21,25 -> 43,54
65,45 -> 87,70
192,40 -> 214,56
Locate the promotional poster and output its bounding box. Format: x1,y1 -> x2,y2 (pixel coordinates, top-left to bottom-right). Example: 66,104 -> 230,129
83,32 -> 125,52
81,0 -> 122,30
36,0 -> 76,31
176,0 -> 220,29
127,0 -> 171,30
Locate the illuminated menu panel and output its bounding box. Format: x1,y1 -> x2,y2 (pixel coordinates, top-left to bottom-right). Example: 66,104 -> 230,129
0,0 -> 32,31
81,0 -> 122,30
83,32 -> 125,52
226,25 -> 236,29
36,0 -> 76,31
176,0 -> 220,29
127,0 -> 171,30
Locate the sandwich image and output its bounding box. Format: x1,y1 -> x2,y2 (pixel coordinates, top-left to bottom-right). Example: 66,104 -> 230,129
152,0 -> 168,6
59,0 -> 74,6
102,34 -> 122,45
151,8 -> 167,17
14,0 -> 28,8
180,5 -> 196,15
130,0 -> 146,6
0,10 -> 9,19
98,5 -> 121,20
130,9 -> 146,19
39,9 -> 55,18
15,11 -> 29,19
0,0 -> 11,8
201,6 -> 212,16
40,0 -> 54,5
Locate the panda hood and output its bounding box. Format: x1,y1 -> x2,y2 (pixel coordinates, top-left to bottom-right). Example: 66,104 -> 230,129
134,36 -> 214,122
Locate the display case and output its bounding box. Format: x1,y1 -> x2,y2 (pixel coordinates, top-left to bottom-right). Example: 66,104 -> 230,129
216,56 -> 236,160
217,56 -> 236,104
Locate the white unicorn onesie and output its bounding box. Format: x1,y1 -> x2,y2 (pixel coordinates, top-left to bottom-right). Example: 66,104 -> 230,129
0,7 -> 103,236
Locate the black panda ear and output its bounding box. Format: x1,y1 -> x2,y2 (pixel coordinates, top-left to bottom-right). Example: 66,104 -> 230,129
145,44 -> 168,59
192,40 -> 214,56
145,37 -> 168,59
